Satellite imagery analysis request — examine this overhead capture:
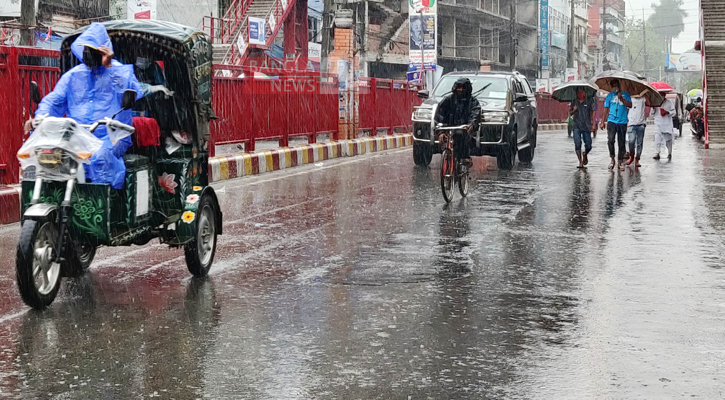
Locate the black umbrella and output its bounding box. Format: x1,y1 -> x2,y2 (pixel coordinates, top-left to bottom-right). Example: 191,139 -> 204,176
552,81 -> 599,102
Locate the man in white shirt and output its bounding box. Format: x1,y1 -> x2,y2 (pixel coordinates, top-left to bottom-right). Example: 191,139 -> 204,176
653,92 -> 676,160
626,94 -> 647,167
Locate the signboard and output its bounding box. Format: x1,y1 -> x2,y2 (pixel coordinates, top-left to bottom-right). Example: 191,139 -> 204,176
248,17 -> 266,45
549,78 -> 562,91
551,31 -> 567,49
128,0 -> 157,20
409,0 -> 437,70
308,42 -> 321,59
536,79 -> 549,93
540,0 -> 549,70
565,68 -> 577,82
666,53 -> 702,72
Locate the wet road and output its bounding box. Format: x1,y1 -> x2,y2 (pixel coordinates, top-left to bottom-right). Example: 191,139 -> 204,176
1,130 -> 725,398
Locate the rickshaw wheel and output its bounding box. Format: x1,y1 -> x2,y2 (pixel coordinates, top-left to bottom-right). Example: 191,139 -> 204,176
63,243 -> 96,278
185,195 -> 218,277
16,219 -> 62,310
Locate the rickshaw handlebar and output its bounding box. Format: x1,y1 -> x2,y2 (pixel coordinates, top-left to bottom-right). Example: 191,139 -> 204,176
84,119 -> 135,135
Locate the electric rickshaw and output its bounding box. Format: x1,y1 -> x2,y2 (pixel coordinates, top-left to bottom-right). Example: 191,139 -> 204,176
16,20 -> 221,310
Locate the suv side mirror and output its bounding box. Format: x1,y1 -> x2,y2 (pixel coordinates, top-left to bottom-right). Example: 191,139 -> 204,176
514,93 -> 528,102
417,90 -> 429,99
121,90 -> 137,110
30,81 -> 41,104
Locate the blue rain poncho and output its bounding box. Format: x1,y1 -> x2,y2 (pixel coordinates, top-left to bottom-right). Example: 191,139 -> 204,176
35,22 -> 145,189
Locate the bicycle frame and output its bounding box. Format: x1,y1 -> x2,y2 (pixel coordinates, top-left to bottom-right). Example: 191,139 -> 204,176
436,124 -> 469,202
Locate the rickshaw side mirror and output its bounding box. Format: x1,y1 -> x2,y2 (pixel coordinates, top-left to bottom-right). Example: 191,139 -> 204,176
122,90 -> 137,110
30,81 -> 41,105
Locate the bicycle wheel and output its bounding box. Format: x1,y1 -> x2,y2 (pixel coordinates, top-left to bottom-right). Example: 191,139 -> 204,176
440,148 -> 455,203
458,161 -> 469,197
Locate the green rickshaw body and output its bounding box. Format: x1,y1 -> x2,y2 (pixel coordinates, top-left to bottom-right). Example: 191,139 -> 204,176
26,20 -> 219,247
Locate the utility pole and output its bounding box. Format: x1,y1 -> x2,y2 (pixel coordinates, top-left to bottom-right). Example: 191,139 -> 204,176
567,0 -> 575,68
642,9 -> 648,76
20,0 -> 35,46
601,0 -> 608,70
321,0 -> 335,72
510,0 -> 516,71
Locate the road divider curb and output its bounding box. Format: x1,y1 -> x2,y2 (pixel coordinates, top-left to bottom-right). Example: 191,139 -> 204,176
209,134 -> 413,182
539,123 -> 567,131
0,186 -> 20,225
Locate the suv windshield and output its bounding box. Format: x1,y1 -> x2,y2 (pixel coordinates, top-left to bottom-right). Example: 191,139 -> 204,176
433,76 -> 509,109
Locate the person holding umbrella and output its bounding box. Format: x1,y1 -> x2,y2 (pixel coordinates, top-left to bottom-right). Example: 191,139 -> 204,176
552,81 -> 598,168
650,82 -> 676,160
626,91 -> 648,167
569,87 -> 597,168
599,79 -> 632,170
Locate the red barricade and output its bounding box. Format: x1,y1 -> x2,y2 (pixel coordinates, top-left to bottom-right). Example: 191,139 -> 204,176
0,48 -> 421,183
0,46 -> 61,185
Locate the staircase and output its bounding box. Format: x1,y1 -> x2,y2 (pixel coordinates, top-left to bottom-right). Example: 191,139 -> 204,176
210,0 -> 297,66
702,0 -> 725,147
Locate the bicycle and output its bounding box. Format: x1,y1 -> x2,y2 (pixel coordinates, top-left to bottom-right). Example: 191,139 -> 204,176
437,124 -> 471,203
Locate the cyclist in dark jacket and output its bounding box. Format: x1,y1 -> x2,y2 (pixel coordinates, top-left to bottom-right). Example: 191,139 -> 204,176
434,77 -> 481,167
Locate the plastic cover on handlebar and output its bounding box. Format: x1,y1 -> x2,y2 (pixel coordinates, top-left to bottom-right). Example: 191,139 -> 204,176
17,117 -> 104,168
106,118 -> 135,145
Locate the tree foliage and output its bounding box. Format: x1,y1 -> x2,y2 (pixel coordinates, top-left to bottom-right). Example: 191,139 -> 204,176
624,17 -> 666,78
650,0 -> 688,53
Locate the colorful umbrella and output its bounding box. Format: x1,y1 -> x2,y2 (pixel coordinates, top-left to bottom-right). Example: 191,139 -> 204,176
687,89 -> 703,98
590,70 -> 665,107
650,82 -> 674,92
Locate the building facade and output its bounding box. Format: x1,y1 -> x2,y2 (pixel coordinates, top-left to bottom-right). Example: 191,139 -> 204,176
587,0 -> 625,73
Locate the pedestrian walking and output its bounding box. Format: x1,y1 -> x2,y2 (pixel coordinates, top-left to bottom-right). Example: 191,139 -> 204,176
600,79 -> 632,171
626,94 -> 647,167
569,87 -> 597,168
653,91 -> 676,160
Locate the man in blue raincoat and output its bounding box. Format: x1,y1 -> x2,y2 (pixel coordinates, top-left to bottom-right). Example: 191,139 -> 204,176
28,23 -> 169,189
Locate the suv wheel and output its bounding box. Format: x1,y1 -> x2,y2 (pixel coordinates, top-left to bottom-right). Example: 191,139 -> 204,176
518,124 -> 536,164
497,127 -> 517,170
413,142 -> 433,166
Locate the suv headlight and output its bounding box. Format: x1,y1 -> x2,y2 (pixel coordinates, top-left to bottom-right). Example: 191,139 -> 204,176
483,111 -> 510,123
413,108 -> 433,120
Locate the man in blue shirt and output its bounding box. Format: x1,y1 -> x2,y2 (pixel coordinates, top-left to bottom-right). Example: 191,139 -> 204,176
599,79 -> 632,170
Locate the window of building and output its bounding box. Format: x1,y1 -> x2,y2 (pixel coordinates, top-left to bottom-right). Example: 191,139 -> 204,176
308,17 -> 320,42
481,28 -> 499,62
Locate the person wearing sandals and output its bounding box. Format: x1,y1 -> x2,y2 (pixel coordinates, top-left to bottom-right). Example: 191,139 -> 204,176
600,79 -> 632,171
626,93 -> 647,167
652,91 -> 676,160
569,87 -> 597,168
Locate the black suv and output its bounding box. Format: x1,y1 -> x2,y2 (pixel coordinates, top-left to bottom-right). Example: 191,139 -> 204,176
411,71 -> 537,170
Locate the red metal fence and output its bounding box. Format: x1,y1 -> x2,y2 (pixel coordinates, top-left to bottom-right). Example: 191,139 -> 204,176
210,64 -> 340,152
0,46 -> 61,185
0,47 -> 424,184
358,78 -> 420,135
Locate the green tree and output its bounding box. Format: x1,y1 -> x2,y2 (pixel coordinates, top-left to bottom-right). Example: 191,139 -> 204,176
650,0 -> 688,53
624,17 -> 666,77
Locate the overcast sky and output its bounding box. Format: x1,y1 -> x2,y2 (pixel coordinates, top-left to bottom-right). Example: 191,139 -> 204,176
630,0 -> 701,53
